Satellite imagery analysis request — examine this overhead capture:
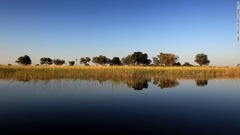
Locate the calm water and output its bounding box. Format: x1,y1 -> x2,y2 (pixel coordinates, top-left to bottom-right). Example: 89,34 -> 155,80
0,79 -> 240,135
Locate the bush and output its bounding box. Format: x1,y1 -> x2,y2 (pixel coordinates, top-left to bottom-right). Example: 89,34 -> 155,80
69,61 -> 75,66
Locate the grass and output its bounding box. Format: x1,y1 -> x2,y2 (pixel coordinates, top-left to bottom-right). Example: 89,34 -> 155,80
0,65 -> 240,81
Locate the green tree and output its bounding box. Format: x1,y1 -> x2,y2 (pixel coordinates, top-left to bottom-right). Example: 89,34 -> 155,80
194,53 -> 210,66
131,52 -> 151,65
182,62 -> 193,66
173,62 -> 181,66
92,55 -> 110,65
53,59 -> 65,65
157,53 -> 179,66
40,57 -> 53,65
69,61 -> 75,66
80,57 -> 91,66
15,55 -> 31,65
110,57 -> 121,65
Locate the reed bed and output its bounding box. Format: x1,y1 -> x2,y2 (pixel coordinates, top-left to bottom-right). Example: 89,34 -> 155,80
0,65 -> 240,81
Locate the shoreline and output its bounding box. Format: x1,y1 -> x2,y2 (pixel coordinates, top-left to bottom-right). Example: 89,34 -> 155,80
1,65 -> 240,81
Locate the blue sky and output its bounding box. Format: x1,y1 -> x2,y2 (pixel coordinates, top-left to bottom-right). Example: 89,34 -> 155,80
0,0 -> 239,66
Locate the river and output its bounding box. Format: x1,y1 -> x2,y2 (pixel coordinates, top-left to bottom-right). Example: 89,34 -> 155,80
0,79 -> 240,135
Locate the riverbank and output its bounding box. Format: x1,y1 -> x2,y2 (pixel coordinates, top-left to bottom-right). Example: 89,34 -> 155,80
0,65 -> 240,81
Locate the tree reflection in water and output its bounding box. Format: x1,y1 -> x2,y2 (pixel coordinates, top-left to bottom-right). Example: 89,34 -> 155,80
125,78 -> 150,90
14,77 -> 210,90
195,79 -> 208,87
153,77 -> 179,89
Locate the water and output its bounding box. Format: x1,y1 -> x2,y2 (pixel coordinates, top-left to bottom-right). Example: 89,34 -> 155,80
0,79 -> 240,135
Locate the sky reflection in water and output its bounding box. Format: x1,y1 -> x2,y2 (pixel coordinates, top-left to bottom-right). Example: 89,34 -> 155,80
0,79 -> 240,135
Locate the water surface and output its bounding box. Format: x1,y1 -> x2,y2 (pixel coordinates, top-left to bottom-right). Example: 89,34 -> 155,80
0,79 -> 240,135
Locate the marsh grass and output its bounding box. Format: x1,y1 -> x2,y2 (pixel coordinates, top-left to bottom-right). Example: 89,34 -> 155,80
0,65 -> 240,81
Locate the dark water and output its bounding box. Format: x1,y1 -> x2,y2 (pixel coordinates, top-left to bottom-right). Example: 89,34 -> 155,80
0,79 -> 240,135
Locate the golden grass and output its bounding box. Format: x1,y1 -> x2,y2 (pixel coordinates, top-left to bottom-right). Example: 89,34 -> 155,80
0,65 -> 240,81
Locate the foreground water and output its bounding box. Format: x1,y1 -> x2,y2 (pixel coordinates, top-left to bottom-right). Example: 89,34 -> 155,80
0,79 -> 240,135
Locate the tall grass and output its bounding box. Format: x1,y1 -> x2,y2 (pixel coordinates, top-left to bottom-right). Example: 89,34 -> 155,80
0,65 -> 240,81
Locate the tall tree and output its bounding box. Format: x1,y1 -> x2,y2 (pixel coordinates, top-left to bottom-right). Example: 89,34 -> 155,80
53,59 -> 65,65
157,53 -> 179,66
92,55 -> 110,65
80,57 -> 91,66
40,57 -> 53,65
131,52 -> 151,65
15,55 -> 31,65
110,57 -> 121,65
182,62 -> 193,67
194,53 -> 210,66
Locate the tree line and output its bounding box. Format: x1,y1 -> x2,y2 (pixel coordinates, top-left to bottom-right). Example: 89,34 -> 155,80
15,52 -> 210,67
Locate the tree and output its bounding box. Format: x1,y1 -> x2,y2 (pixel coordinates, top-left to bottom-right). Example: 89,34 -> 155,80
182,62 -> 193,67
125,79 -> 149,90
131,52 -> 151,65
69,61 -> 75,66
53,59 -> 65,65
152,57 -> 160,66
195,79 -> 208,87
92,55 -> 110,65
40,57 -> 53,65
173,62 -> 181,66
121,55 -> 132,65
106,58 -> 111,64
110,57 -> 121,65
155,78 -> 179,89
194,53 -> 210,66
157,53 -> 178,66
15,55 -> 31,65
80,57 -> 91,66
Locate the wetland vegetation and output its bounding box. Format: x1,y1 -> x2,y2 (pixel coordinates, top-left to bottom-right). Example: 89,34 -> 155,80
1,65 -> 240,81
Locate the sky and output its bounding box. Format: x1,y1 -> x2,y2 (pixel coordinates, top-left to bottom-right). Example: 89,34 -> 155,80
0,0 -> 239,66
